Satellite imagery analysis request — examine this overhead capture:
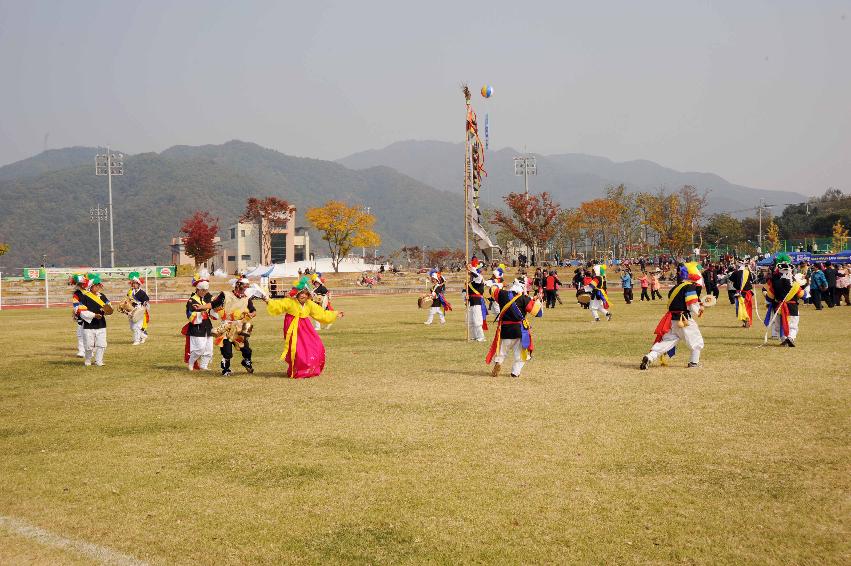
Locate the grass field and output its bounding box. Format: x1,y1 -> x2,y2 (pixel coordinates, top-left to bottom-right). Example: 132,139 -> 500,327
0,292 -> 848,564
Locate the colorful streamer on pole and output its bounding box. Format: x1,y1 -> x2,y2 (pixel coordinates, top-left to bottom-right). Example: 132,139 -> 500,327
463,85 -> 498,258
484,113 -> 489,150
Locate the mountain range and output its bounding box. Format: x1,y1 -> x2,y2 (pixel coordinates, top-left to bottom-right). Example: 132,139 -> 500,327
338,140 -> 808,214
0,141 -> 465,268
0,139 -> 809,268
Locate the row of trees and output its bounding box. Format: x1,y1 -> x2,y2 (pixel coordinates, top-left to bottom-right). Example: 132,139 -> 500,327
180,197 -> 381,272
488,186 -> 851,261
490,185 -> 707,260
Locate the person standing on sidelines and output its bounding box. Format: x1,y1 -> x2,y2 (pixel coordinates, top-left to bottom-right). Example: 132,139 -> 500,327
621,269 -> 633,304
543,270 -> 561,308
639,272 -> 650,301
75,273 -> 113,367
809,264 -> 828,310
650,270 -> 663,300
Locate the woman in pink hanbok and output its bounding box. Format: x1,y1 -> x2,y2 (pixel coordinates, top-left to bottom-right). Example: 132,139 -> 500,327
266,277 -> 342,378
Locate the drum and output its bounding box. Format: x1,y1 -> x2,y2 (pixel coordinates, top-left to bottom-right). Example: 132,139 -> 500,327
130,306 -> 146,323
577,294 -> 591,305
418,295 -> 432,309
238,320 -> 253,338
701,295 -> 717,307
117,299 -> 134,315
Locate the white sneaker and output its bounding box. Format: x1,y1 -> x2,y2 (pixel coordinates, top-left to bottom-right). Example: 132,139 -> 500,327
95,362 -> 105,367
188,364 -> 195,371
84,360 -> 92,366
76,353 -> 85,358
424,321 -> 432,325
132,341 -> 141,346
140,335 -> 147,344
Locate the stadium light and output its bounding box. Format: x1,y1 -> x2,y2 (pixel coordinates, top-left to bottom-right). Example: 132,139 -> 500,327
89,204 -> 108,268
513,154 -> 536,194
95,147 -> 124,267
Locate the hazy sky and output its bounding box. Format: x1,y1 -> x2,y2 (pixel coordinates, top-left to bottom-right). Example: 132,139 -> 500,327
0,0 -> 848,195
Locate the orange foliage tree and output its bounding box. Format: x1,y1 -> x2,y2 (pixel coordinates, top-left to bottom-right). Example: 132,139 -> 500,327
644,186 -> 707,257
491,192 -> 561,264
306,201 -> 381,272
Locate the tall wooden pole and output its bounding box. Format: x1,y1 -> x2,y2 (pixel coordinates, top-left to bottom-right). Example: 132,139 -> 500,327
464,91 -> 471,341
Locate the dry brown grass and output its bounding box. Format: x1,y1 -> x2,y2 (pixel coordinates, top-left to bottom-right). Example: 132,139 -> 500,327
0,293 -> 848,564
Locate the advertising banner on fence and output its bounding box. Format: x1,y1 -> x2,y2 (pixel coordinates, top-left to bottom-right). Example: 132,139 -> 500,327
22,268 -> 45,280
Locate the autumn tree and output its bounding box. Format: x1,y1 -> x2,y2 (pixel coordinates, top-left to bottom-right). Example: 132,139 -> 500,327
426,248 -> 465,270
832,219 -> 849,252
306,201 -> 381,272
240,197 -> 294,265
0,243 -> 8,257
180,211 -> 219,267
491,192 -> 560,265
394,245 -> 422,268
766,220 -> 781,253
579,198 -> 621,257
553,208 -> 585,259
644,186 -> 707,258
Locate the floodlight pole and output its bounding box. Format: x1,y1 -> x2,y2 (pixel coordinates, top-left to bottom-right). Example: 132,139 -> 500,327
95,146 -> 124,268
90,204 -> 108,267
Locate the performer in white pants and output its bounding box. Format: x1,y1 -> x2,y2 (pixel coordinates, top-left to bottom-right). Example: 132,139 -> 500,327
640,263 -> 704,370
126,272 -> 150,345
70,274 -> 88,357
424,271 -> 451,324
183,276 -> 216,370
466,258 -> 487,342
763,253 -> 805,347
75,273 -> 113,367
486,280 -> 543,378
583,271 -> 611,322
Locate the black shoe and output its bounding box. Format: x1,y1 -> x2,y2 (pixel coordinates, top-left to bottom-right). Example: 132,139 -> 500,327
687,362 -> 700,368
241,359 -> 254,374
510,373 -> 520,378
786,337 -> 796,347
605,312 -> 612,321
221,368 -> 233,376
639,356 -> 650,370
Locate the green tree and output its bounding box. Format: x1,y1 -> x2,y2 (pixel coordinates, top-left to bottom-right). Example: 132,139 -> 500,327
702,213 -> 745,249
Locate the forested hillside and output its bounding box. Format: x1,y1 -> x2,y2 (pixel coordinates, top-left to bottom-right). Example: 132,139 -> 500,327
0,141 -> 465,268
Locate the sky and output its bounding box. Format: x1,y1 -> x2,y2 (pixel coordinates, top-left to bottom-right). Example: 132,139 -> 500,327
0,0 -> 848,195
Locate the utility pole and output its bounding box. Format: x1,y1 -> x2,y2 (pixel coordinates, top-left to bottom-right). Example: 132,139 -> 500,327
362,205 -> 371,259
95,147 -> 124,267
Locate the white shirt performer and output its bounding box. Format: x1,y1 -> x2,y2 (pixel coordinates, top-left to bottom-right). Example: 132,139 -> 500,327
74,273 -> 113,367
640,263 -> 704,370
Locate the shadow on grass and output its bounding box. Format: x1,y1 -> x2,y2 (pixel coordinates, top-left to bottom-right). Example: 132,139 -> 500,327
47,359 -> 87,367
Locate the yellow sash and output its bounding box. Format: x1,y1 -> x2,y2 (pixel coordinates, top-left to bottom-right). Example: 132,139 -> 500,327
667,282 -> 690,308
82,290 -> 106,308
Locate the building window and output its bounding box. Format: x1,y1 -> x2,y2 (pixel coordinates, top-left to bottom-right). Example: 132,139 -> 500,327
228,255 -> 236,261
240,230 -> 246,237
294,245 -> 305,262
241,254 -> 251,261
230,228 -> 236,239
271,233 -> 287,263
